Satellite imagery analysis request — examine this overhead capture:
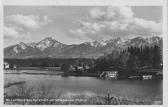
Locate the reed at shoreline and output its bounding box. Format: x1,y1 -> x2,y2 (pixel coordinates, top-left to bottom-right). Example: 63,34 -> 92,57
4,84 -> 162,105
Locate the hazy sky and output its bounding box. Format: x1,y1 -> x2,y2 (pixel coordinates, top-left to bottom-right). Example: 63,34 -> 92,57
4,6 -> 162,47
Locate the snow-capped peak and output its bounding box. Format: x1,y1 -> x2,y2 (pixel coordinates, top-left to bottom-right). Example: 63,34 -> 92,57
13,46 -> 19,54
92,40 -> 107,47
43,37 -> 55,41
36,37 -> 63,51
145,36 -> 161,45
105,37 -> 125,45
18,42 -> 27,50
83,40 -> 107,47
27,42 -> 36,48
106,37 -> 120,43
53,42 -> 62,47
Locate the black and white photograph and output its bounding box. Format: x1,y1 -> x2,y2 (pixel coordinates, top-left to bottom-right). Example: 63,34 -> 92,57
2,0 -> 167,105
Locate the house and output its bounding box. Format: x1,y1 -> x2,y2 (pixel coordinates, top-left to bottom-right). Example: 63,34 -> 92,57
100,71 -> 118,79
142,75 -> 152,80
69,65 -> 76,72
139,70 -> 159,80
85,65 -> 90,70
128,75 -> 142,79
4,62 -> 9,69
76,66 -> 84,72
13,64 -> 17,69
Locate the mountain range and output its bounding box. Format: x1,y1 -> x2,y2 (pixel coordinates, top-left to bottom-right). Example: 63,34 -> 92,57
4,36 -> 162,59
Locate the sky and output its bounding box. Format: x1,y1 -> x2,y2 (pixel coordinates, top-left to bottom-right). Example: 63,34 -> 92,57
4,6 -> 162,47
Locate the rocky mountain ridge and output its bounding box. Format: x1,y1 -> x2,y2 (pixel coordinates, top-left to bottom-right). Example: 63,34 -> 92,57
4,36 -> 162,59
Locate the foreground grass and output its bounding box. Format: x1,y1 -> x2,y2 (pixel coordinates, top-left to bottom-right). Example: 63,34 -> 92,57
4,84 -> 162,105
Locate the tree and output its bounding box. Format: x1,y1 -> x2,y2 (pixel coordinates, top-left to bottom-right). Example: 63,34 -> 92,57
31,62 -> 37,67
152,45 -> 162,68
126,55 -> 140,72
54,63 -> 59,67
94,57 -> 110,72
39,62 -> 49,67
61,63 -> 70,72
115,51 -> 130,70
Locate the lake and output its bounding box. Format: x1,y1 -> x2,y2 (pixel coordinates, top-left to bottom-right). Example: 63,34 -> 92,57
4,73 -> 162,100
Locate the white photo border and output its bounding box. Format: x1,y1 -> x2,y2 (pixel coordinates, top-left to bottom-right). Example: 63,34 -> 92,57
0,0 -> 167,107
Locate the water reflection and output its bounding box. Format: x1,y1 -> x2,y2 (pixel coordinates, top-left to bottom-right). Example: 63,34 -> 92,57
5,74 -> 162,99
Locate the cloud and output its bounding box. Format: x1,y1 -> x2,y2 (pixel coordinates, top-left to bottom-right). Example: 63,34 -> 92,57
4,26 -> 30,39
89,6 -> 134,20
132,18 -> 162,32
4,14 -> 50,40
70,6 -> 162,41
5,14 -> 51,29
89,8 -> 106,20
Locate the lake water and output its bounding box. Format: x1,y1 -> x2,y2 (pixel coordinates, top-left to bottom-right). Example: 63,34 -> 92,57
4,73 -> 162,100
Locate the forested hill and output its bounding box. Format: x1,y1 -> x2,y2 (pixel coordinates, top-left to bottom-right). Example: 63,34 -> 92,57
94,45 -> 162,71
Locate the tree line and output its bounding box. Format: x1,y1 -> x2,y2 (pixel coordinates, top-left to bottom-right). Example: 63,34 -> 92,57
94,45 -> 162,73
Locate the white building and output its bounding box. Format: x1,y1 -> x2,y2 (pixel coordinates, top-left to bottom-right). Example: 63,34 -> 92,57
100,71 -> 118,79
142,75 -> 152,80
4,62 -> 9,69
13,64 -> 17,69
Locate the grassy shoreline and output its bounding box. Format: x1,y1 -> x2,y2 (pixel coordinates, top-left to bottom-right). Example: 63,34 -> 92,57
4,92 -> 162,105
4,83 -> 162,105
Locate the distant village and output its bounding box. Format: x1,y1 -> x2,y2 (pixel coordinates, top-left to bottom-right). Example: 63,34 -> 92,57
4,61 -> 163,80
